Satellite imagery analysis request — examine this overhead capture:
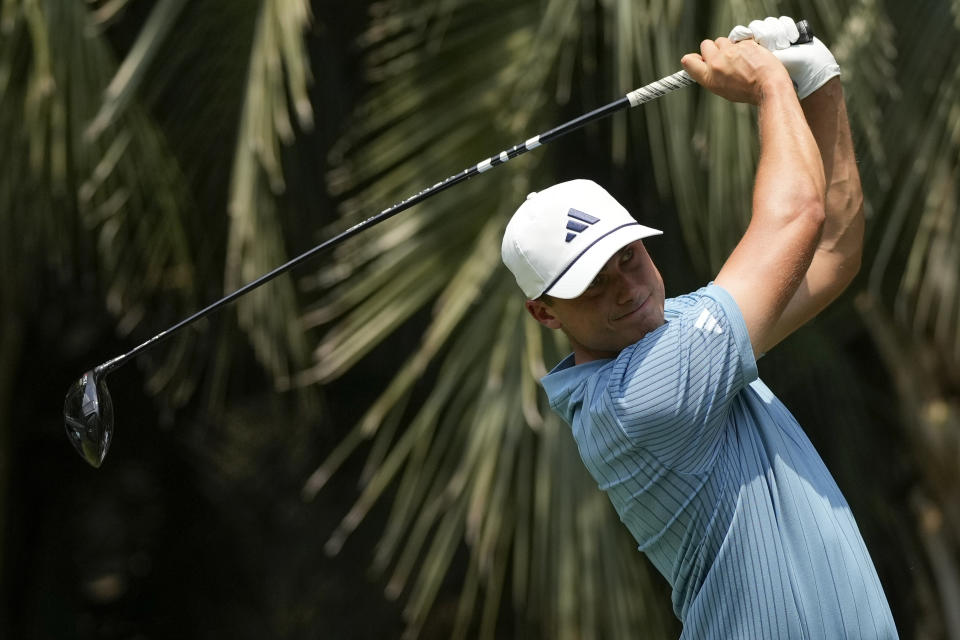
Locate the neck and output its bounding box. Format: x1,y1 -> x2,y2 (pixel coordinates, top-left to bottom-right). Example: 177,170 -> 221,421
571,341 -> 619,365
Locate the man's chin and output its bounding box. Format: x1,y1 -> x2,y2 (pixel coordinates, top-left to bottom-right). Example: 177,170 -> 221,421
617,315 -> 665,349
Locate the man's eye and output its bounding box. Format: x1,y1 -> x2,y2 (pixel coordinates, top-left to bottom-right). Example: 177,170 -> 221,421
621,248 -> 634,263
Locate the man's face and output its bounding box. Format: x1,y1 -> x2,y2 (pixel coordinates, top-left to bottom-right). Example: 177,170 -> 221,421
526,240 -> 666,363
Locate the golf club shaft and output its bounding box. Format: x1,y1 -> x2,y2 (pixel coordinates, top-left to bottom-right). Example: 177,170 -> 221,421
97,19 -> 813,376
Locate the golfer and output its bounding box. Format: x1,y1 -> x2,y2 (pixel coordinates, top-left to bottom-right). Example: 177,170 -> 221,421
501,17 -> 897,638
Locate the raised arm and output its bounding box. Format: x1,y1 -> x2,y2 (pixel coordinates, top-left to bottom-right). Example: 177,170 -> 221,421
682,38 -> 826,356
762,77 -> 863,347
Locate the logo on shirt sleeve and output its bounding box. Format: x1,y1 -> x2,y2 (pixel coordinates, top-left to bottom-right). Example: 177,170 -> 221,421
694,309 -> 724,335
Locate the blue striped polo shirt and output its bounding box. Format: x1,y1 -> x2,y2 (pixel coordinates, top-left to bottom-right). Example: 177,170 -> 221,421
542,284 -> 897,639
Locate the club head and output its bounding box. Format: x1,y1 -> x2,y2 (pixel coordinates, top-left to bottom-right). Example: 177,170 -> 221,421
63,369 -> 114,468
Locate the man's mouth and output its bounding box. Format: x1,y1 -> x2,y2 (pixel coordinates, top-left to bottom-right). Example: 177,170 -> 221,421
612,295 -> 649,321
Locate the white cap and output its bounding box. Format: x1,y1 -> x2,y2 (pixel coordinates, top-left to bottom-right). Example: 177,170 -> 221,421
501,179 -> 662,299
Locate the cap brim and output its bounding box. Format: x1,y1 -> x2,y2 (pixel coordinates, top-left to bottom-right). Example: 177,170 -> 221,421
544,223 -> 662,299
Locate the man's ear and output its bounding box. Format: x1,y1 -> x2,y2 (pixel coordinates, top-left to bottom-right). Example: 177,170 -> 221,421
525,299 -> 563,330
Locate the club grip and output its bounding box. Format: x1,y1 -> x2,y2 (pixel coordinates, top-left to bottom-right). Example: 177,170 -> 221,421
794,19 -> 814,44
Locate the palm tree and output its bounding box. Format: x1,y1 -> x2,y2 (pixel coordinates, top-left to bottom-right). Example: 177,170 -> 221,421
1,0 -> 322,632
2,0 -> 198,601
4,0 -> 959,637
296,0 -> 960,637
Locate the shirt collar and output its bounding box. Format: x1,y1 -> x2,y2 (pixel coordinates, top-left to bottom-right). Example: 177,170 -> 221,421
541,353 -> 611,413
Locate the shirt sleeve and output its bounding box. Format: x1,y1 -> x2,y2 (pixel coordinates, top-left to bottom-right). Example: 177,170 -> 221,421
602,283 -> 758,473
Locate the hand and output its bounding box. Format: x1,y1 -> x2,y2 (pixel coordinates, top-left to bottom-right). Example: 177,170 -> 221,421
729,16 -> 840,99
681,37 -> 793,105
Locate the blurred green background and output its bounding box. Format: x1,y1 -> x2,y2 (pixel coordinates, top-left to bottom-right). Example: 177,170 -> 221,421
2,0 -> 959,638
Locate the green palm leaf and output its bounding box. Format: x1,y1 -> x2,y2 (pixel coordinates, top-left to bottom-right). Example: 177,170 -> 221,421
7,0 -> 957,635
299,0 -> 960,636
7,0 -> 318,396
225,0 -> 316,385
866,0 -> 960,376
297,0 -> 712,635
1,0 -> 202,402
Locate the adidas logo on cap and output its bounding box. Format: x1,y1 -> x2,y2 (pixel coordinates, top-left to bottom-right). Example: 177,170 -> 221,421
565,208 -> 599,242
501,179 -> 663,299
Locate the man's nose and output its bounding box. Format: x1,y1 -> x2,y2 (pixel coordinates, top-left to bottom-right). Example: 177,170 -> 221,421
613,268 -> 639,305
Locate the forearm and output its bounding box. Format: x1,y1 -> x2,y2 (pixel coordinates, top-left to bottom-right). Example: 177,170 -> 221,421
754,80 -> 827,229
766,79 -> 863,346
684,36 -> 828,355
715,78 -> 826,354
801,78 -> 863,271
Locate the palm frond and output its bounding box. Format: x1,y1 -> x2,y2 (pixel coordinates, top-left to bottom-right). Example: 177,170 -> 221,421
225,0 -> 315,385
1,0 -> 204,403
299,0 -> 960,636
299,1 -> 686,635
84,0 -> 189,141
866,0 -> 960,379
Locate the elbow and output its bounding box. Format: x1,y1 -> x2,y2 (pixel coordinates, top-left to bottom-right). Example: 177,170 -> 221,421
825,211 -> 865,299
847,195 -> 865,277
846,239 -> 863,279
838,197 -> 865,282
752,189 -> 825,241
840,239 -> 863,294
796,197 -> 826,238
833,250 -> 861,296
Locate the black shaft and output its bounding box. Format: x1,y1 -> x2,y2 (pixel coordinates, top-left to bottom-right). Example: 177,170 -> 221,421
96,19 -> 812,376
97,95 -> 639,375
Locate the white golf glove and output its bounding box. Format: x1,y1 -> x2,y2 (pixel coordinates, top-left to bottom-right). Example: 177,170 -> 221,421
729,16 -> 840,99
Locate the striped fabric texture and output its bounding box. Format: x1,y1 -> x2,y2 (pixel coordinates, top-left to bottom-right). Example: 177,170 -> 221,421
542,284 -> 898,639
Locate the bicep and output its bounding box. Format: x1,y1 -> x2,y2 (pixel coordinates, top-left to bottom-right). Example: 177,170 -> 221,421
714,203 -> 824,356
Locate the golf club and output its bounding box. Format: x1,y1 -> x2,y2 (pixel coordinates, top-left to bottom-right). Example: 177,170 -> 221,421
64,20 -> 813,468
